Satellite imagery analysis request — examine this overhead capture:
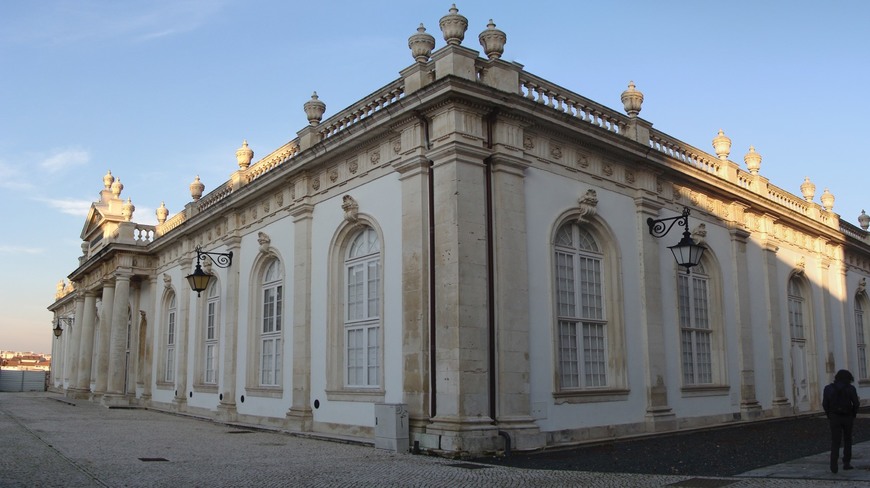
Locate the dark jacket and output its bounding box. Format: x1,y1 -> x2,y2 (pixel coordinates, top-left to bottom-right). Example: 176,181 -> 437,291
823,380 -> 860,417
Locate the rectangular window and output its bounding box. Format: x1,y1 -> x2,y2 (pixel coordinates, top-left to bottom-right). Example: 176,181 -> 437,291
205,344 -> 215,384
260,337 -> 281,386
165,310 -> 176,382
678,274 -> 712,385
556,250 -> 606,389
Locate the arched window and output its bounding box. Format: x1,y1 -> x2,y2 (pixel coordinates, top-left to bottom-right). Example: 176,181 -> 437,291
204,281 -> 220,385
554,223 -> 607,389
679,262 -> 712,385
788,279 -> 806,341
344,227 -> 381,387
165,292 -> 177,383
259,259 -> 283,386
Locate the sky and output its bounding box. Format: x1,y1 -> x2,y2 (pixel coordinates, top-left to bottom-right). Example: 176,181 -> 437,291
1,1 -> 867,354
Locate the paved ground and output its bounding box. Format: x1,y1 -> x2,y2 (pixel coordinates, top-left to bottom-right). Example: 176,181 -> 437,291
2,391 -> 870,487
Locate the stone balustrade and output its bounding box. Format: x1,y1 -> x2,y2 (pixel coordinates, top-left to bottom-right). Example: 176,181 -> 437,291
156,212 -> 185,238
246,141 -> 300,183
196,181 -> 234,212
519,73 -> 627,135
649,130 -> 722,177
316,80 -> 405,142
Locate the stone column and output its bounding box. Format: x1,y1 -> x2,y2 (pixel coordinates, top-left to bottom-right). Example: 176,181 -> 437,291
393,152 -> 431,435
73,291 -> 98,397
93,280 -> 115,396
489,152 -> 542,449
762,239 -> 791,413
729,226 -> 761,418
173,259 -> 192,409
218,237 -> 241,421
126,282 -> 141,396
285,207 -> 313,430
64,294 -> 85,395
425,141 -> 497,453
636,198 -> 675,429
140,275 -> 158,402
104,271 -> 131,404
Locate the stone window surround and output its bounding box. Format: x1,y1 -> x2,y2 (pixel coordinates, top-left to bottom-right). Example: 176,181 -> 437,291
549,212 -> 627,401
245,252 -> 286,395
325,214 -> 386,402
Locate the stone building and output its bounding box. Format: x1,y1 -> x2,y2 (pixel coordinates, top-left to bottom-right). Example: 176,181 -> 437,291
48,6 -> 870,455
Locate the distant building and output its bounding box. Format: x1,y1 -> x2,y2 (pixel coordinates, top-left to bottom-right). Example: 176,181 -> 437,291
48,6 -> 870,455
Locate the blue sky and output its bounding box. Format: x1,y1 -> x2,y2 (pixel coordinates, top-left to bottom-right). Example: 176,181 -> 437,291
2,1 -> 867,353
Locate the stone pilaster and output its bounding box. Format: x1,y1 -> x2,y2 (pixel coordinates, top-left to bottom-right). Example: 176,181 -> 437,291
425,141 -> 497,453
140,275 -> 157,403
393,153 -> 431,435
762,239 -> 791,413
217,237 -> 241,421
636,198 -> 675,430
729,226 -> 761,418
104,271 -> 131,405
64,294 -> 85,396
72,291 -> 98,398
93,280 -> 115,397
489,152 -> 543,450
173,259 -> 192,410
286,207 -> 313,431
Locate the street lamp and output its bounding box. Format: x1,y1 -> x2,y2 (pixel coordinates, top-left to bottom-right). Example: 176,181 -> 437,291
54,317 -> 74,338
647,207 -> 705,274
186,246 -> 233,297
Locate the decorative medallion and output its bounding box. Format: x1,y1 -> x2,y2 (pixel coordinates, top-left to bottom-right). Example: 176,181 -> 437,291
275,192 -> 283,207
370,151 -> 381,165
550,146 -> 562,160
523,135 -> 534,150
602,163 -> 613,177
393,140 -> 401,154
625,169 -> 635,184
312,177 -> 321,191
348,158 -> 359,174
577,155 -> 589,168
329,167 -> 339,183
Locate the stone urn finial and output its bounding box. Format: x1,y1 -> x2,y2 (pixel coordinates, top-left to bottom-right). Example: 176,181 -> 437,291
121,197 -> 135,221
103,170 -> 114,189
439,4 -> 468,46
478,19 -> 506,60
111,177 -> 123,198
821,188 -> 835,211
156,201 -> 169,224
190,175 -> 204,201
236,139 -> 254,169
712,129 -> 731,161
743,146 -> 762,175
859,210 -> 870,231
620,81 -> 644,118
800,177 -> 816,202
409,23 -> 436,63
304,92 -> 326,126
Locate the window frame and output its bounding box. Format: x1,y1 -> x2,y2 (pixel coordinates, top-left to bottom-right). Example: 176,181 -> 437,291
550,216 -> 627,403
326,219 -> 386,402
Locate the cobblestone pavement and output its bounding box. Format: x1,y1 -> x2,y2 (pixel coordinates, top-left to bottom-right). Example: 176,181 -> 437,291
1,392 -> 869,487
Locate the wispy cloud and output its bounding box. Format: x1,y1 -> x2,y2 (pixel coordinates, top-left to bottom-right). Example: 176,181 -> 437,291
0,245 -> 44,255
40,149 -> 90,173
41,197 -> 93,217
0,161 -> 33,191
2,0 -> 228,45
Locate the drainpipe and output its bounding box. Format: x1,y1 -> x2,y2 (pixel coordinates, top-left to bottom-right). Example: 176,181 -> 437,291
415,111 -> 436,419
484,110 -> 498,422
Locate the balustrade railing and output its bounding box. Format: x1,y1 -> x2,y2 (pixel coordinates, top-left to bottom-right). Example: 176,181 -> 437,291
317,80 -> 405,141
133,225 -> 155,243
518,73 -> 627,135
196,181 -> 233,212
157,212 -> 185,237
246,140 -> 300,183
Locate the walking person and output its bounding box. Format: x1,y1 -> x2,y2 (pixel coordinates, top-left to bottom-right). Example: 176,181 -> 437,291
823,369 -> 860,473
